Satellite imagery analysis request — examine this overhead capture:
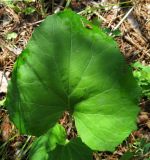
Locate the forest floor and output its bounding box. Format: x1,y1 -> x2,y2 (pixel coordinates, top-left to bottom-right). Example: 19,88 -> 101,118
0,0 -> 150,160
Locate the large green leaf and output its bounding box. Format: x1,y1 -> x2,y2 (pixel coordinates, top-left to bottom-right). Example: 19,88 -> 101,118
6,9 -> 140,151
30,124 -> 92,160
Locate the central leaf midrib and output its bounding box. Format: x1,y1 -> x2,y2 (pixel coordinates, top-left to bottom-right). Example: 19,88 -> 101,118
67,19 -> 73,111
68,44 -> 115,98
49,16 -> 116,112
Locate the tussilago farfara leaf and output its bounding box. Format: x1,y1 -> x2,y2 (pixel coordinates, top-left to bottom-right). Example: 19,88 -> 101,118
6,10 -> 141,151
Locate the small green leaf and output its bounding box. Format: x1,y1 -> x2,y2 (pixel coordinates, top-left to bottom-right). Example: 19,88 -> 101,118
0,98 -> 6,107
23,7 -> 36,15
6,32 -> 17,40
30,124 -> 92,160
112,29 -> 121,36
48,138 -> 92,160
132,62 -> 143,69
132,61 -> 150,98
25,0 -> 36,2
102,28 -> 111,34
47,123 -> 67,150
143,143 -> 150,154
120,151 -> 134,160
91,17 -> 102,27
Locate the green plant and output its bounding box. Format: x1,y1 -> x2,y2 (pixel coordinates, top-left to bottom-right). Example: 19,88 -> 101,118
133,138 -> 150,157
132,62 -> 150,98
29,124 -> 92,159
23,6 -> 36,15
6,10 -> 141,159
121,138 -> 150,160
6,32 -> 18,40
3,0 -> 36,15
0,98 -> 5,107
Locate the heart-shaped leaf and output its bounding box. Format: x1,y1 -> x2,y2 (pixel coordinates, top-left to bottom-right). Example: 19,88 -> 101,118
30,124 -> 92,160
6,10 -> 140,151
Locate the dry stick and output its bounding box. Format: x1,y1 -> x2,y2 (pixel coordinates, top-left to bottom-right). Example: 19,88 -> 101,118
26,19 -> 44,26
65,0 -> 71,8
125,34 -> 143,50
109,6 -> 134,35
17,135 -> 32,160
94,12 -> 107,22
107,5 -> 120,28
0,59 -> 13,92
124,34 -> 150,58
0,39 -> 17,57
0,71 -> 4,92
52,0 -> 54,13
121,18 -> 150,59
54,0 -> 65,13
140,48 -> 150,59
59,0 -> 65,7
0,67 -> 9,93
131,31 -> 147,44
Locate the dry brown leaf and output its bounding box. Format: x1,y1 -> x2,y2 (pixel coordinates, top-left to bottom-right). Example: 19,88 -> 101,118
138,114 -> 149,123
1,115 -> 12,141
146,120 -> 150,129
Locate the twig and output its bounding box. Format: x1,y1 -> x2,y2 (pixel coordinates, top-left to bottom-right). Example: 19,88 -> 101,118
124,34 -> 150,58
94,12 -> 107,22
112,6 -> 134,31
65,0 -> 71,8
0,60 -> 12,92
140,49 -> 150,60
16,136 -> 32,160
0,39 -> 17,56
0,71 -> 4,92
54,0 -> 65,13
52,0 -> 54,13
26,19 -> 44,26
